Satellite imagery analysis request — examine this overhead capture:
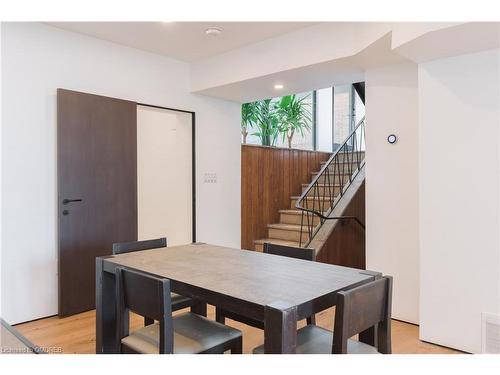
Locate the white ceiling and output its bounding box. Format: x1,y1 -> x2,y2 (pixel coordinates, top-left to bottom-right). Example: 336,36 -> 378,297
46,22 -> 316,62
393,22 -> 500,63
196,33 -> 407,102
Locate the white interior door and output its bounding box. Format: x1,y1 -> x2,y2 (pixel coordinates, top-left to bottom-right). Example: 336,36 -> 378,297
137,106 -> 192,246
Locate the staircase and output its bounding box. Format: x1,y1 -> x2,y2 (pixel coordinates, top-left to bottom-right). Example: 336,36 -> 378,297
255,152 -> 364,251
254,117 -> 366,251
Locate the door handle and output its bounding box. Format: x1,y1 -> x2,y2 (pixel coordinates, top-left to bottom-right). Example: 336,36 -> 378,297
62,199 -> 83,205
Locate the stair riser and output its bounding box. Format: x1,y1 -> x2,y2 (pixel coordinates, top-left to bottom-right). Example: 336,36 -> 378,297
325,152 -> 365,162
302,185 -> 342,196
279,212 -> 320,225
319,163 -> 361,173
255,243 -> 264,252
290,198 -> 331,210
312,173 -> 351,184
268,228 -> 309,242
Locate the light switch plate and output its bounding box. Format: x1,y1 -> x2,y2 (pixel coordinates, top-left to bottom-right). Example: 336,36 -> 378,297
204,173 -> 217,183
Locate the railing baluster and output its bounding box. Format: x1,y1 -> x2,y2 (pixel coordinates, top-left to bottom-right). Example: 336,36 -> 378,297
299,210 -> 304,247
326,162 -> 333,209
338,145 -> 344,194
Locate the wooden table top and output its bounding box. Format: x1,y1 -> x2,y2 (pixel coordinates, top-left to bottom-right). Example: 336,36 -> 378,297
104,243 -> 373,308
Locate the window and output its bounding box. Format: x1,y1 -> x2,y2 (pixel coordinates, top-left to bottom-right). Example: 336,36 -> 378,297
242,83 -> 364,152
315,82 -> 365,152
243,91 -> 314,150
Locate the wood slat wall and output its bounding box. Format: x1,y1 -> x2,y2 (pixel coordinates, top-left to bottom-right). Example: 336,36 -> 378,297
241,144 -> 331,250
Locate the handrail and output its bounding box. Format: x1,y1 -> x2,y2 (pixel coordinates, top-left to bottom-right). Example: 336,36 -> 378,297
295,117 -> 366,247
328,216 -> 366,230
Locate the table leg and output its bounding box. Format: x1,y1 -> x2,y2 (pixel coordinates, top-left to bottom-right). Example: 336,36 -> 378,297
96,258 -> 117,354
264,301 -> 297,354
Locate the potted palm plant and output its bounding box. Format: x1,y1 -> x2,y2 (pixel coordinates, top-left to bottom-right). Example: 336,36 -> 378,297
241,102 -> 257,144
253,99 -> 280,146
277,94 -> 312,148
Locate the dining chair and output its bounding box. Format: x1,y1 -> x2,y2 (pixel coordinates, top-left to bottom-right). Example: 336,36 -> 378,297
263,242 -> 316,261
115,267 -> 242,354
253,275 -> 393,354
112,237 -> 167,255
215,242 -> 316,328
112,237 -> 199,326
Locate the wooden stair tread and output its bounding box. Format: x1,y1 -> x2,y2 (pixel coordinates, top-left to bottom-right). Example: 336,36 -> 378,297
302,183 -> 342,187
279,209 -> 321,218
291,195 -> 331,200
279,209 -> 306,215
320,160 -> 363,164
327,151 -> 364,155
267,223 -> 311,232
312,171 -> 352,175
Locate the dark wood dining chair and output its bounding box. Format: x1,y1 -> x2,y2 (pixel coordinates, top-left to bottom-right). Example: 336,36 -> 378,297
115,267 -> 242,354
112,237 -> 167,255
263,242 -> 316,261
253,275 -> 393,354
112,237 -> 201,326
215,242 -> 317,328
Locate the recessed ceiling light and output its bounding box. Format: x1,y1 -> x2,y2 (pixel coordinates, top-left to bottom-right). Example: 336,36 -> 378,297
274,84 -> 284,90
205,27 -> 222,37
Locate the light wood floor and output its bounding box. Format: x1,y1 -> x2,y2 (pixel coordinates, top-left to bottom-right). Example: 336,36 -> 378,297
15,305 -> 460,354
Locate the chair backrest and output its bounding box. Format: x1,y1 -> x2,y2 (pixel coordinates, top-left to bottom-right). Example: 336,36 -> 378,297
263,242 -> 315,261
115,267 -> 173,353
332,276 -> 393,354
112,237 -> 167,255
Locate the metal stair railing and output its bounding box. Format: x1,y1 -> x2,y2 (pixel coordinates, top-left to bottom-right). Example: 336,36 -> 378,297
295,117 -> 366,247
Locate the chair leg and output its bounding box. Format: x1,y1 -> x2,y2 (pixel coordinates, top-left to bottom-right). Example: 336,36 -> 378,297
190,301 -> 207,317
215,307 -> 226,324
306,314 -> 316,325
231,336 -> 243,354
144,317 -> 154,326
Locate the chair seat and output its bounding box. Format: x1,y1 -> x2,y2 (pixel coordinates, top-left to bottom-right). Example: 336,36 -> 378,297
121,312 -> 242,354
252,325 -> 379,354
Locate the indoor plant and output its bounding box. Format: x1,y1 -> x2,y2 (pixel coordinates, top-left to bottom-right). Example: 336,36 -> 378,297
241,101 -> 257,144
276,94 -> 312,148
252,99 -> 280,146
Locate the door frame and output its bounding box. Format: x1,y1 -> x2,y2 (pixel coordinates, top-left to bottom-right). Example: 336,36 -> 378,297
56,89 -> 197,318
136,102 -> 197,243
56,95 -> 199,242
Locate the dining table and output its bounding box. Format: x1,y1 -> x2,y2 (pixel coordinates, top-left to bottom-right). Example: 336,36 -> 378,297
96,242 -> 379,354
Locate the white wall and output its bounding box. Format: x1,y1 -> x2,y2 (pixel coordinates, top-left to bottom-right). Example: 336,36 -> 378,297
1,22 -> 241,324
419,49 -> 500,353
137,107 -> 193,246
365,62 -> 420,324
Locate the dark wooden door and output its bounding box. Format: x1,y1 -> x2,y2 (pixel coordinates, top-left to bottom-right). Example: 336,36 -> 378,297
57,89 -> 137,316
